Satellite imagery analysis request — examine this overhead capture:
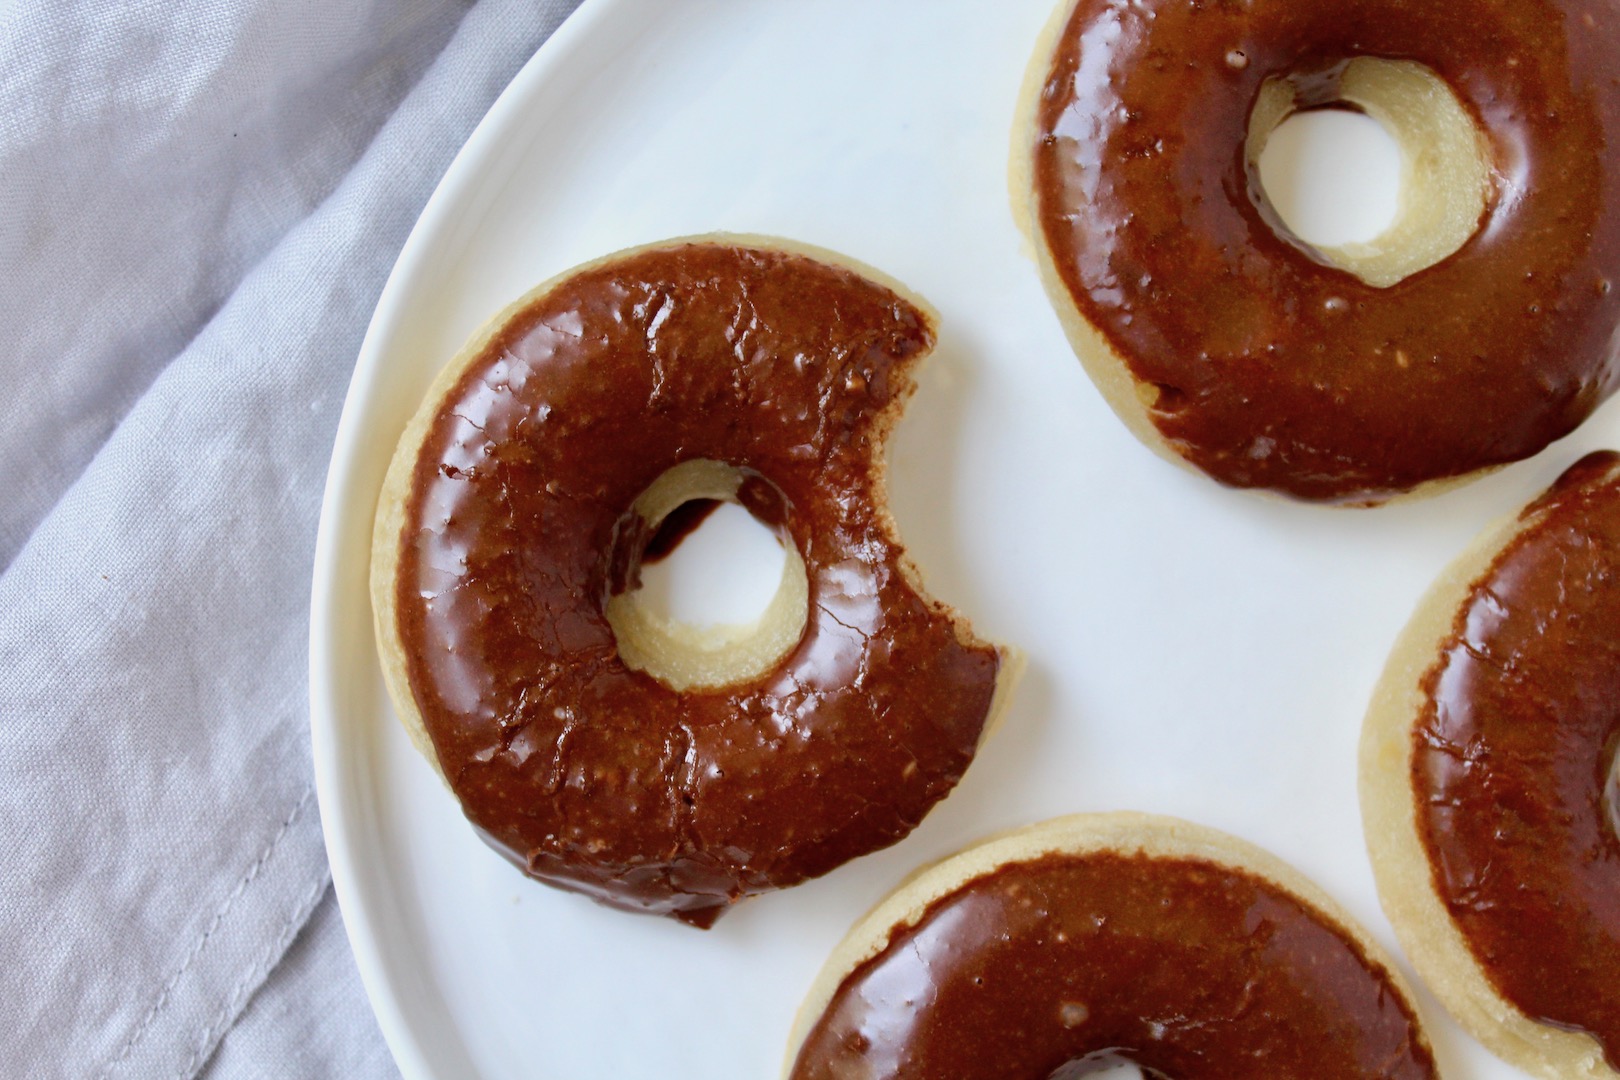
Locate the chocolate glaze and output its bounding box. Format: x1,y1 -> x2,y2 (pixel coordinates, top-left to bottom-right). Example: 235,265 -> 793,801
789,850 -> 1436,1079
1031,0 -> 1620,502
393,242 -> 1001,927
1414,449 -> 1620,1063
640,497 -> 722,564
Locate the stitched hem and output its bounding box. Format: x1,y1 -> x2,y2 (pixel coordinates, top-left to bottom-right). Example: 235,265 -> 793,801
98,789 -> 316,1079
183,875 -> 329,1077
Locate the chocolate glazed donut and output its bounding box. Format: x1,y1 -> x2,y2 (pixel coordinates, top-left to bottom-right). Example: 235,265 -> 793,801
785,814 -> 1437,1079
371,237 -> 1014,928
1016,0 -> 1620,504
1363,451 -> 1620,1078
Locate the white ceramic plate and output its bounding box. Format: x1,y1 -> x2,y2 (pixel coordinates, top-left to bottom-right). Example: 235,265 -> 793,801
310,2 -> 1617,1077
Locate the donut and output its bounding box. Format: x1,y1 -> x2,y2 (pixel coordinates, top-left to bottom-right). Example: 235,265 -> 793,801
1362,450 -> 1620,1077
371,236 -> 1016,928
1013,0 -> 1620,504
786,813 -> 1437,1079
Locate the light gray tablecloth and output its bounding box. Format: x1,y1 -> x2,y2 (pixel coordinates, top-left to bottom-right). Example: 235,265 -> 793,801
0,0 -> 579,1075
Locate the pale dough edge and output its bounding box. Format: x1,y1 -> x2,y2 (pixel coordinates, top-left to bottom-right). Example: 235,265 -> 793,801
1359,465 -> 1620,1080
1008,0 -> 1192,485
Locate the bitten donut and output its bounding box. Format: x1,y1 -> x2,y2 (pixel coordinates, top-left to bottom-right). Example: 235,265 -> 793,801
1014,0 -> 1620,504
786,813 -> 1437,1079
1362,451 -> 1620,1078
371,237 -> 1015,928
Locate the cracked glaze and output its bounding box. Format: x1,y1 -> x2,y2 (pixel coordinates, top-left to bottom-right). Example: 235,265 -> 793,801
393,242 -> 1001,927
1031,0 -> 1620,501
1415,450 -> 1620,1062
789,851 -> 1436,1079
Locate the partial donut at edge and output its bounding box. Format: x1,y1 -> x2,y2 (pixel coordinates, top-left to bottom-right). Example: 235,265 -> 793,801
1013,0 -> 1620,504
1362,451 -> 1620,1079
786,812 -> 1437,1079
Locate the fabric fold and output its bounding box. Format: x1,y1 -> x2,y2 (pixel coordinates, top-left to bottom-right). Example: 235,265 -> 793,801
0,1 -> 580,1076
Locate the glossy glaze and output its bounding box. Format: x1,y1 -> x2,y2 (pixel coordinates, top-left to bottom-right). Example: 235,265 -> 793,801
1414,450 -> 1620,1063
640,498 -> 722,564
1032,0 -> 1620,502
392,242 -> 1001,927
789,851 -> 1436,1079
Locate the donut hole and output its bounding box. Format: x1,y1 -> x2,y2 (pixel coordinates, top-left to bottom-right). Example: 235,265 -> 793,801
1049,1054 -> 1155,1080
1258,108 -> 1401,247
605,459 -> 808,692
1247,58 -> 1493,288
637,499 -> 786,624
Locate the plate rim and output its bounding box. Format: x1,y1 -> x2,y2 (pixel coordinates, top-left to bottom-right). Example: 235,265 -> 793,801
307,2 -> 622,1076
301,4 -> 1569,1077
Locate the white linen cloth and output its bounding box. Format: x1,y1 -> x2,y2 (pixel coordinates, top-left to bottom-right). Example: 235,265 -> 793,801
0,0 -> 579,1075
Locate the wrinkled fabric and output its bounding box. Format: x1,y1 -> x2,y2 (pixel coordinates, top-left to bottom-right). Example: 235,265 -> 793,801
0,0 -> 580,1076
